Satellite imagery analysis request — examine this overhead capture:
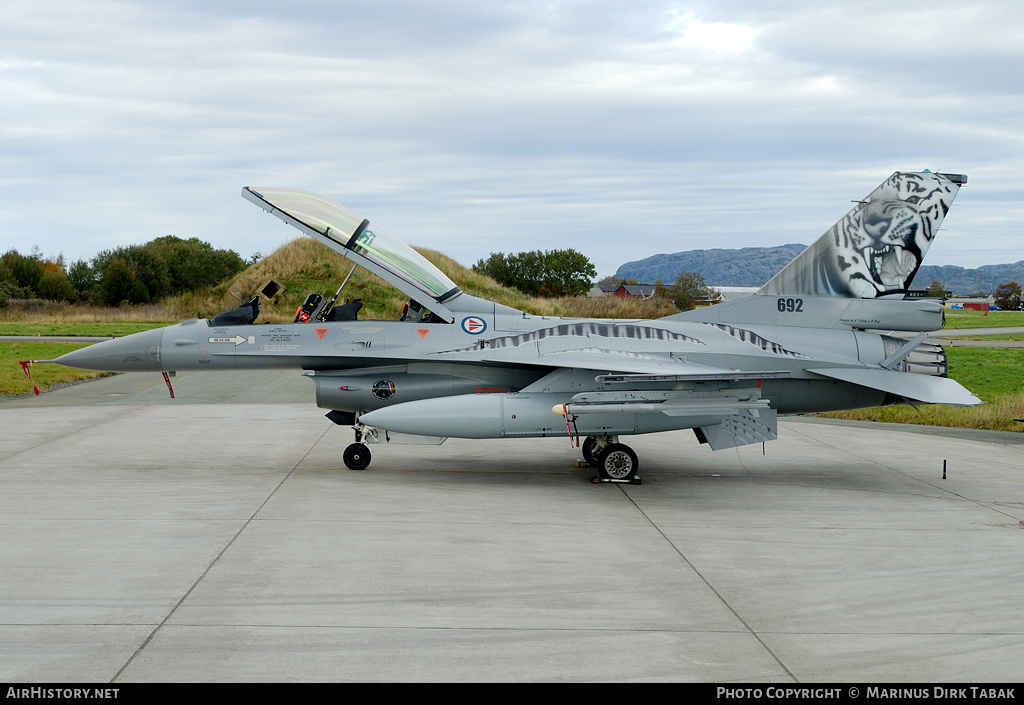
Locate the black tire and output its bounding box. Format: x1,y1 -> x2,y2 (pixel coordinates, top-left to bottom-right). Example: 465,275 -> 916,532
597,443 -> 638,481
582,436 -> 600,466
343,443 -> 372,470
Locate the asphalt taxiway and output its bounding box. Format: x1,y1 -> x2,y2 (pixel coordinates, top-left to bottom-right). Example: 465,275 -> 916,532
2,370 -> 1023,682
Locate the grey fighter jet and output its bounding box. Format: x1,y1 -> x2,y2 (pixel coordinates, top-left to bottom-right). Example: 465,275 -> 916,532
48,171 -> 981,480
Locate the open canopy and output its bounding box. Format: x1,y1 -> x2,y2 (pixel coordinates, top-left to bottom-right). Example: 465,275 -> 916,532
243,187 -> 461,318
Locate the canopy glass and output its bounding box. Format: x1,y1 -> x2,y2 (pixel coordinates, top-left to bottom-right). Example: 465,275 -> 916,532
245,187 -> 459,300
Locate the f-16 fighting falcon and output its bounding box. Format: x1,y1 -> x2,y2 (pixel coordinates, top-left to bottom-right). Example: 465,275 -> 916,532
45,171 -> 980,481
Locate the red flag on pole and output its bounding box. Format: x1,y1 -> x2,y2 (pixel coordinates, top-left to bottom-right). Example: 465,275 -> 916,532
19,361 -> 40,395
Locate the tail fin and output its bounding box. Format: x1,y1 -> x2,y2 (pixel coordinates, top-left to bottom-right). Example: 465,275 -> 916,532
758,171 -> 965,299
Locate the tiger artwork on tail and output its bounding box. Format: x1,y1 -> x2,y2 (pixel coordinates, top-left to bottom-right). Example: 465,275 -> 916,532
759,171 -> 964,299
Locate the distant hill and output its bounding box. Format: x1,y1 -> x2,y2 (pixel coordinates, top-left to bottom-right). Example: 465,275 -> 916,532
912,263 -> 1024,296
615,245 -> 1024,295
614,245 -> 807,287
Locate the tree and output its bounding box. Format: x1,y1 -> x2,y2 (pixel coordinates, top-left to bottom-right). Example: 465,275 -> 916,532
994,281 -> 1022,311
541,249 -> 597,297
35,271 -> 76,302
1,249 -> 44,295
597,275 -> 637,289
926,279 -> 947,298
148,235 -> 244,292
473,249 -> 596,298
92,236 -> 245,303
669,271 -> 718,311
67,260 -> 97,294
99,258 -> 149,306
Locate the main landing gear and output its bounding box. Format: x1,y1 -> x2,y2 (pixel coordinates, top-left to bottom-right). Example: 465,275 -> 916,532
583,435 -> 640,484
340,425 -> 639,481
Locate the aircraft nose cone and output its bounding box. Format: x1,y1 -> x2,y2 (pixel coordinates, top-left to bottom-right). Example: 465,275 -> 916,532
52,329 -> 164,372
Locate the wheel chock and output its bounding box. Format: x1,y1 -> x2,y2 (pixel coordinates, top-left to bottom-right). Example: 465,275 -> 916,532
591,476 -> 642,485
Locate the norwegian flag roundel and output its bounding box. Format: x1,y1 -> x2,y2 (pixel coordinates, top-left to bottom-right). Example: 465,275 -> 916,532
461,316 -> 487,335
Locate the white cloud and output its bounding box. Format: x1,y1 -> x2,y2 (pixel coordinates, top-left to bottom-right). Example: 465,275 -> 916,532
667,12 -> 758,54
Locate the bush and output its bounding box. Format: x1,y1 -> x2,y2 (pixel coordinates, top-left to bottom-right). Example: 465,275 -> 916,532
92,236 -> 245,303
99,258 -> 150,306
473,249 -> 596,297
35,271 -> 77,303
1,250 -> 44,294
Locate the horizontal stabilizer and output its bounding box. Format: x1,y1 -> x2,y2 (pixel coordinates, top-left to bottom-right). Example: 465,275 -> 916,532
807,367 -> 982,406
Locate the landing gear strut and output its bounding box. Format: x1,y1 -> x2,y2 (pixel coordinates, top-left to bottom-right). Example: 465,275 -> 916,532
344,426 -> 372,470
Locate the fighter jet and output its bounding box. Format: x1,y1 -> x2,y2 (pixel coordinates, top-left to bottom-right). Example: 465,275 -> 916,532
47,171 -> 980,481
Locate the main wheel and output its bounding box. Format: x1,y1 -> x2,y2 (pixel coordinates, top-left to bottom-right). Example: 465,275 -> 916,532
582,436 -> 600,466
343,442 -> 372,470
597,443 -> 638,481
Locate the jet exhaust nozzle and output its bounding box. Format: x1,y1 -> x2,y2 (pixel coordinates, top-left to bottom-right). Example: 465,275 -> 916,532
882,335 -> 948,377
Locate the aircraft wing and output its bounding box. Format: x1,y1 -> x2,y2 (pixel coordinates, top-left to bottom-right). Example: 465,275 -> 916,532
505,346 -> 784,451
433,340 -> 789,380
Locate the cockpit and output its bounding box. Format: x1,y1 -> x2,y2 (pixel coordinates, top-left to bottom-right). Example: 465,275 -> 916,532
210,187 -> 524,327
213,188 -> 467,326
247,187 -> 459,301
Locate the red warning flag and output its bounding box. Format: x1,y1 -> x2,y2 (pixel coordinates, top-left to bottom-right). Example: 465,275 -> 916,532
18,361 -> 40,395
162,372 -> 175,399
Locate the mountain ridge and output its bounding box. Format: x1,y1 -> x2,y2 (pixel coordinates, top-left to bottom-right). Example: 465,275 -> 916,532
614,245 -> 1024,294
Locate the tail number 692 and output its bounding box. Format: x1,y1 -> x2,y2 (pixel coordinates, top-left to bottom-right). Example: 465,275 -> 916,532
777,297 -> 804,313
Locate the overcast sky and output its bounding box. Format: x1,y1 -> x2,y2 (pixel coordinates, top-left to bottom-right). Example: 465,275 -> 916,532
2,0 -> 1021,279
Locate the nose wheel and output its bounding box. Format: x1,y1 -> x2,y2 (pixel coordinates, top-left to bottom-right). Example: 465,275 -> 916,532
343,442 -> 372,470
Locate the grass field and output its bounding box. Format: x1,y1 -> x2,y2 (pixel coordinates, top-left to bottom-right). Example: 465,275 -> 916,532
1,341 -> 112,396
0,322 -> 168,337
944,311 -> 1024,328
818,347 -> 1024,432
941,334 -> 1020,341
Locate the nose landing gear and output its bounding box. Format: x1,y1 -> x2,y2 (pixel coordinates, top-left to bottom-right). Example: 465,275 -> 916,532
343,442 -> 371,470
343,425 -> 373,470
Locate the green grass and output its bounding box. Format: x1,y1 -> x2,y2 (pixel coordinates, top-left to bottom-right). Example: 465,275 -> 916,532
940,334 -> 1020,341
945,347 -> 1024,400
820,347 -> 1024,432
943,311 -> 1024,328
0,322 -> 168,337
1,341 -> 113,396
